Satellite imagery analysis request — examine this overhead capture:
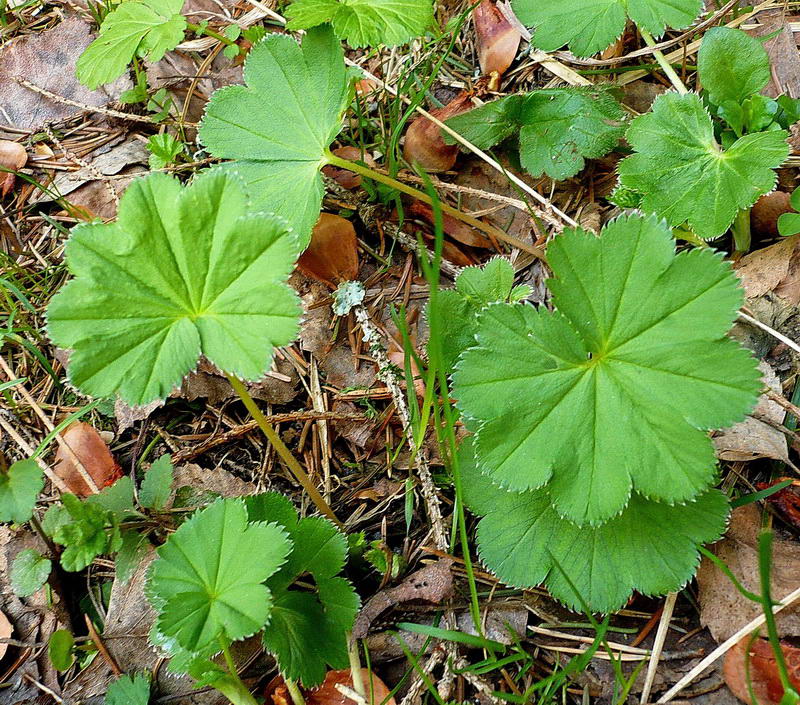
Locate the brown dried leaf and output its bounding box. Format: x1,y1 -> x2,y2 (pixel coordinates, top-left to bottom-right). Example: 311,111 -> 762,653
266,669 -> 396,705
403,93 -> 473,172
724,637 -> 800,705
474,0 -> 521,83
0,609 -> 12,661
751,191 -> 795,238
735,235 -> 800,305
298,213 -> 360,286
54,422 -> 122,497
753,11 -> 800,99
0,140 -> 26,196
759,478 -> 800,532
406,201 -> 492,249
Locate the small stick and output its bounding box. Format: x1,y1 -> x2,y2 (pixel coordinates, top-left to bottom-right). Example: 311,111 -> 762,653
640,592 -> 677,704
738,311 -> 800,356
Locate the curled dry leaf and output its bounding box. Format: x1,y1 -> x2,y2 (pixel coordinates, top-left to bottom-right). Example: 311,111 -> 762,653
407,201 -> 492,249
0,609 -> 11,660
724,637 -> 800,705
266,668 -> 396,705
758,478 -> 800,532
321,146 -> 377,190
298,213 -> 360,287
403,93 -> 473,172
0,140 -> 26,196
751,191 -> 794,238
54,422 -> 122,497
473,0 -> 521,87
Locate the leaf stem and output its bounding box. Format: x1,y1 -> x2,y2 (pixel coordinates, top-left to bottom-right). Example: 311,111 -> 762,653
217,637 -> 261,705
732,208 -> 752,254
639,28 -> 688,95
186,21 -> 237,48
226,373 -> 343,528
324,151 -> 545,259
285,679 -> 306,705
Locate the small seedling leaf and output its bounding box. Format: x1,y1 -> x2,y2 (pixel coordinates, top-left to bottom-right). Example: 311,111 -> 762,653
452,213 -> 760,525
76,0 -> 187,89
147,498 -> 291,652
46,170 -> 301,406
200,26 -> 350,245
139,455 -> 173,510
49,629 -> 75,671
106,673 -> 151,705
618,93 -> 788,239
512,0 -> 702,57
10,549 -> 51,597
286,0 -> 433,48
0,459 -> 43,523
52,494 -> 122,572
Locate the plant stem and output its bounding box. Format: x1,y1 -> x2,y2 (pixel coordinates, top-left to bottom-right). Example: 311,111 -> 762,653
217,638 -> 261,705
347,632 -> 366,699
324,151 -> 545,259
285,679 -> 306,705
639,28 -> 688,94
186,21 -> 238,48
732,208 -> 752,254
226,373 -> 342,528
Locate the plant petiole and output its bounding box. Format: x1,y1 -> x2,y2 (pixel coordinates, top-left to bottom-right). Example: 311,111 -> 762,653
324,150 -> 545,259
285,678 -> 307,705
732,207 -> 752,254
186,21 -> 238,49
639,28 -> 688,95
217,637 -> 261,705
225,373 -> 343,528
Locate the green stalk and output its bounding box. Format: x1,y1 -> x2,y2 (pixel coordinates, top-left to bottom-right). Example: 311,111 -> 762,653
214,638 -> 261,705
285,679 -> 306,705
324,150 -> 544,259
639,28 -> 688,95
732,208 -> 752,254
186,21 -> 238,48
226,373 -> 342,528
347,632 -> 366,699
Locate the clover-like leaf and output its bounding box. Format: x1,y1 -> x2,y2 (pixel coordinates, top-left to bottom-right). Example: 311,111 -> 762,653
0,459 -> 43,523
446,88 -> 625,181
147,498 -> 291,652
200,27 -> 350,245
618,93 -> 789,239
46,170 -> 301,407
512,0 -> 702,57
76,0 -> 186,89
285,0 -> 433,48
460,439 -> 729,612
10,549 -> 51,597
452,213 -> 760,525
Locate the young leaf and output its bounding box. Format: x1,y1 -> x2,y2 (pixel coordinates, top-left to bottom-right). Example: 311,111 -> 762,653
285,0 -> 433,48
46,170 -> 302,406
0,459 -> 43,523
512,0 -> 702,57
10,549 -> 51,597
698,27 -> 771,108
446,87 -> 625,181
87,476 -> 135,519
139,455 -> 173,510
147,498 -> 291,652
452,213 -> 760,525
51,494 -> 122,572
618,93 -> 788,239
106,673 -> 151,705
200,27 -> 350,245
49,629 -> 75,671
429,257 -> 530,373
76,0 -> 187,89
460,439 -> 729,612
147,133 -> 183,169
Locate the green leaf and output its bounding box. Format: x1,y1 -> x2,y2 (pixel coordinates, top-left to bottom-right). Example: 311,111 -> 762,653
272,516 -> 348,590
87,476 -> 135,519
460,439 -> 729,612
446,88 -> 625,181
49,629 -> 75,671
429,257 -> 529,373
10,549 -> 51,597
512,0 -> 702,57
52,494 -> 121,572
147,133 -> 183,169
76,0 -> 187,89
698,27 -> 771,108
618,93 -> 788,239
147,498 -> 291,652
244,491 -> 299,531
452,213 -> 760,525
285,0 -> 433,48
46,170 -> 302,406
199,26 -> 350,245
140,455 -> 173,510
0,459 -> 43,523
106,673 -> 151,705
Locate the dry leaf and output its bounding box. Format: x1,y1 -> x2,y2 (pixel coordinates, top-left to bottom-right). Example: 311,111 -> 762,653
54,422 -> 122,497
751,191 -> 794,238
266,669 -> 396,705
724,637 -> 800,705
298,213 -> 360,286
403,93 -> 473,172
759,478 -> 800,532
736,235 -> 800,306
0,609 -> 12,661
0,140 -> 26,196
753,11 -> 800,99
407,201 -> 492,249
474,0 -> 521,86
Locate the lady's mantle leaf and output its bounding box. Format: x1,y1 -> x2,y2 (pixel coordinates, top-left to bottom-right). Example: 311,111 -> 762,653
0,459 -> 43,523
461,440 -> 729,613
618,93 -> 788,239
147,499 -> 291,652
286,0 -> 433,48
452,213 -> 760,525
46,171 -> 301,407
106,673 -> 151,705
200,27 -> 350,245
511,0 -> 702,57
446,88 -> 625,181
76,0 -> 186,89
